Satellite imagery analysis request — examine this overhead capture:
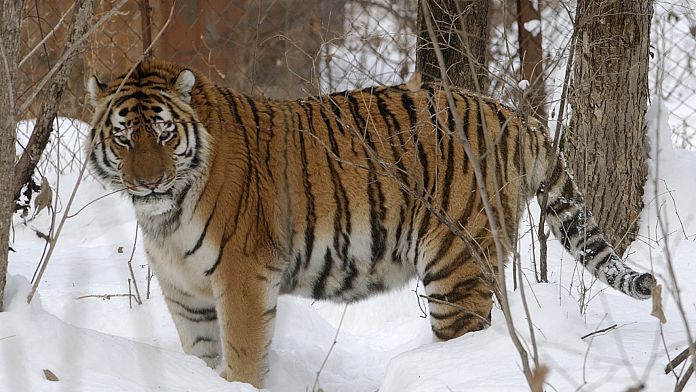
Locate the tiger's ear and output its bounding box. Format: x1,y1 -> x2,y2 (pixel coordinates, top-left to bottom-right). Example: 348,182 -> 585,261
173,69 -> 195,103
87,75 -> 106,107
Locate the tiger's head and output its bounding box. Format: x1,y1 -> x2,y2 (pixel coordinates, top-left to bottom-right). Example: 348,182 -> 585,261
86,61 -> 210,217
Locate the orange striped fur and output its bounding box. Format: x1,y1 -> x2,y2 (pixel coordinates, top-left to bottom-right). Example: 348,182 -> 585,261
87,59 -> 654,387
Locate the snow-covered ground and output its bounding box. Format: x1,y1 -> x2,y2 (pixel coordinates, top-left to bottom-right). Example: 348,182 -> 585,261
3,105 -> 696,392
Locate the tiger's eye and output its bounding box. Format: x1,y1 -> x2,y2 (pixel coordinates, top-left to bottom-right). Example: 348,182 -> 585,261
159,129 -> 174,143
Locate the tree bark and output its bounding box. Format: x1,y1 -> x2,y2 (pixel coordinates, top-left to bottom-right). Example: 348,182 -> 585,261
416,0 -> 489,92
563,0 -> 653,257
139,0 -> 153,58
0,0 -> 23,311
516,0 -> 547,123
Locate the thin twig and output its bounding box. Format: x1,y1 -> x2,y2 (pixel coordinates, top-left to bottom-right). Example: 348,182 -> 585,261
146,265 -> 152,300
536,4 -> 579,285
675,363 -> 694,392
18,2 -> 76,68
17,0 -> 130,116
76,293 -> 136,300
580,324 -> 618,340
128,279 -> 133,309
126,224 -> 143,305
312,304 -> 348,392
421,0 -> 534,386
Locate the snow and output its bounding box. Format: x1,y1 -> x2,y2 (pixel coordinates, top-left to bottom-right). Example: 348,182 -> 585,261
518,79 -> 530,90
523,19 -> 541,36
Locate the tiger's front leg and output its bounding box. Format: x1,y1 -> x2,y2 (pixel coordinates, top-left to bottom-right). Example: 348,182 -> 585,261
161,288 -> 222,368
209,247 -> 282,388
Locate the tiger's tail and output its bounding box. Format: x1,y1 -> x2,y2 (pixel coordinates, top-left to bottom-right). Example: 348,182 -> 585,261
528,130 -> 655,300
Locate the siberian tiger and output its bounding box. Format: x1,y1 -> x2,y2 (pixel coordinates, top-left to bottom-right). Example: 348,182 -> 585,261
86,59 -> 655,388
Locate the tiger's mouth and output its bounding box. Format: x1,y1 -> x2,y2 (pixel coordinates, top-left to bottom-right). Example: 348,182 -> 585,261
132,188 -> 174,200
131,188 -> 177,216
123,176 -> 176,197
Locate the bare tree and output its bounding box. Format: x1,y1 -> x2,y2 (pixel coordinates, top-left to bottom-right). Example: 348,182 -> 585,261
13,0 -> 94,205
516,0 -> 547,123
0,0 -> 23,311
416,0 -> 489,91
563,0 -> 653,256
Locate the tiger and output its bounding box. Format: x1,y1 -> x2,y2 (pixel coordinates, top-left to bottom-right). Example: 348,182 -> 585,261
86,59 -> 655,388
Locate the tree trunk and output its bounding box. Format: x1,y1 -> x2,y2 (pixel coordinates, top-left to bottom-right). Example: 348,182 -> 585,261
156,0 -> 346,99
563,0 -> 653,257
416,0 -> 489,92
0,0 -> 23,311
516,0 -> 547,123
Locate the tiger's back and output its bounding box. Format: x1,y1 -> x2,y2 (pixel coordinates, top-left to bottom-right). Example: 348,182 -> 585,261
87,60 -> 654,388
217,84 -> 539,304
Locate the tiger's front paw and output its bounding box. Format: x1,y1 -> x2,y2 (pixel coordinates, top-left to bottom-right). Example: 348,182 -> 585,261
215,359 -> 228,375
218,363 -> 264,388
218,365 -> 234,382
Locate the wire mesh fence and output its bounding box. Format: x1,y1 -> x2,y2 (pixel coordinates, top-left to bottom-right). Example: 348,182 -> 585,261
15,0 -> 696,175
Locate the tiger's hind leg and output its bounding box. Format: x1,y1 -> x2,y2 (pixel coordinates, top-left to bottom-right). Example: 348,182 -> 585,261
419,245 -> 495,340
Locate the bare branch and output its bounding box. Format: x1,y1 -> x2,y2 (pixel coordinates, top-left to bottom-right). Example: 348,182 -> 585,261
13,0 -> 94,204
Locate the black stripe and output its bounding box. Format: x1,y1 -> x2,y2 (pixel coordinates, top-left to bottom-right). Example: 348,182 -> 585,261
169,298 -> 217,320
338,257 -> 358,294
329,98 -> 346,135
441,114 -> 455,211
192,337 -> 215,346
400,93 -> 418,131
204,232 -> 233,276
313,249 -> 335,298
323,138 -> 351,269
297,113 -> 316,269
176,311 -> 217,322
560,208 -> 589,242
429,310 -> 460,320
375,90 -> 410,264
348,94 -> 388,264
547,197 -> 575,217
318,99 -> 345,169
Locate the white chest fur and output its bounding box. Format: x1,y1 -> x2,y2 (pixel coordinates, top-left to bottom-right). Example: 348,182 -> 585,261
143,214 -> 216,300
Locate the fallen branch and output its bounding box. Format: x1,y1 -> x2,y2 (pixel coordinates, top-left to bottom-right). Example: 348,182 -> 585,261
76,293 -> 136,301
581,324 -> 618,340
665,342 -> 696,374
675,363 -> 694,392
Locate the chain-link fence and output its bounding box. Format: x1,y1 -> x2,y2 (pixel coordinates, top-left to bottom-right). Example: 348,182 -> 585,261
651,1 -> 696,149
16,0 -> 696,175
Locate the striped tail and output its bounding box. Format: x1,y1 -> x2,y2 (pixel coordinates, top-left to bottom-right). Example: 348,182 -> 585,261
536,152 -> 655,300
